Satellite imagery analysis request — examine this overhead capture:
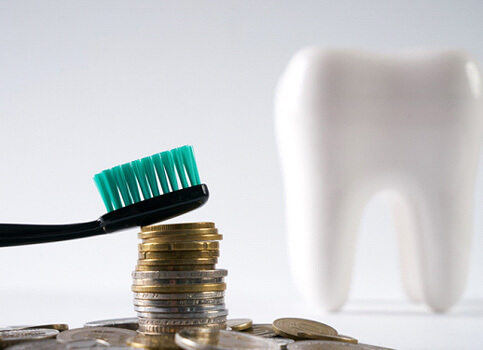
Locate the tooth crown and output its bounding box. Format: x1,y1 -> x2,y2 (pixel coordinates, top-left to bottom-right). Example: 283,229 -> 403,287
275,48 -> 483,312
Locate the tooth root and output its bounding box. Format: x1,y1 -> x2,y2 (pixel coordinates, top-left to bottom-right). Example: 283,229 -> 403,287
285,173 -> 369,311
416,187 -> 474,312
388,192 -> 424,303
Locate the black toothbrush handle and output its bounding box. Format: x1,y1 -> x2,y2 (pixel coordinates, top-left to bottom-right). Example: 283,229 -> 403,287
0,221 -> 104,247
0,184 -> 209,247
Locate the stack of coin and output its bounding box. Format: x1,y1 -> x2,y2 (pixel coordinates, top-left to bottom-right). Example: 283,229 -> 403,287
132,222 -> 228,335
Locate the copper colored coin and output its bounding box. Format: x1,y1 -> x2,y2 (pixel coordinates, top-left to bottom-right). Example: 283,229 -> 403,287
139,250 -> 220,260
137,258 -> 218,266
139,233 -> 223,242
141,222 -> 215,231
139,241 -> 219,252
135,264 -> 216,271
272,318 -> 338,340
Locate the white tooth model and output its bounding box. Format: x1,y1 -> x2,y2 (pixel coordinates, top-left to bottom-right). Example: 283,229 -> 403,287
275,48 -> 483,312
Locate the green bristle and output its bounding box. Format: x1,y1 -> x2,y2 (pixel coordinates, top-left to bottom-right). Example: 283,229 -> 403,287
93,173 -> 114,212
104,169 -> 123,210
121,163 -> 141,203
94,145 -> 201,212
112,166 -> 132,206
131,159 -> 152,200
161,151 -> 179,191
172,147 -> 189,188
152,153 -> 169,193
141,156 -> 160,197
181,145 -> 200,185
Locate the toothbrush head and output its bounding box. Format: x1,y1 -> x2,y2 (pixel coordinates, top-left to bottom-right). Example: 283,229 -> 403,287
94,145 -> 201,213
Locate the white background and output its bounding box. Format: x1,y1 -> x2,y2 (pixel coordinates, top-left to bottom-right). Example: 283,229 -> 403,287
1,1 -> 483,349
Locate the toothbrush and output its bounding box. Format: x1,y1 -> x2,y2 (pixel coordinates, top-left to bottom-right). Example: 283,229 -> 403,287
0,145 -> 209,247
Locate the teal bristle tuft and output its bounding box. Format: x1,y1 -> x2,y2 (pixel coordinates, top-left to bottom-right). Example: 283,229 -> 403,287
94,145 -> 202,212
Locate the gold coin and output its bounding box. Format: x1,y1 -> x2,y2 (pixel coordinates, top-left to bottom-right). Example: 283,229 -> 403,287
139,242 -> 219,252
139,234 -> 223,242
135,264 -> 216,271
139,250 -> 220,260
138,323 -> 225,335
127,333 -> 180,350
139,229 -> 219,239
272,318 -> 338,340
140,228 -> 218,236
227,318 -> 253,331
137,258 -> 218,266
296,331 -> 358,343
131,283 -> 227,293
141,222 -> 215,231
18,324 -> 69,332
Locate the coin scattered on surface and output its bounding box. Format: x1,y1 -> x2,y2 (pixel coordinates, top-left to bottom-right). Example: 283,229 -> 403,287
297,331 -> 358,344
84,318 -> 139,331
0,318 -> 397,349
56,327 -> 137,347
286,340 -> 396,350
270,336 -> 296,349
242,323 -> 279,338
174,328 -> 281,350
19,324 -> 69,332
0,329 -> 59,349
226,319 -> 253,331
4,339 -> 67,350
0,327 -> 30,332
127,333 -> 180,350
273,318 -> 338,340
230,322 -> 296,349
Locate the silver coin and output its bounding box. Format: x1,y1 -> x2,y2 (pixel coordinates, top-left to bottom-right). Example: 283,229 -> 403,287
271,337 -> 295,349
175,328 -> 281,350
132,270 -> 227,280
57,327 -> 137,347
134,297 -> 225,307
138,316 -> 227,327
136,309 -> 228,319
134,304 -> 226,313
132,277 -> 224,286
230,323 -> 294,349
286,341 -> 396,350
0,329 -> 59,348
83,318 -> 138,331
63,339 -> 111,349
0,326 -> 31,332
133,291 -> 225,300
4,339 -> 67,350
243,324 -> 278,338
